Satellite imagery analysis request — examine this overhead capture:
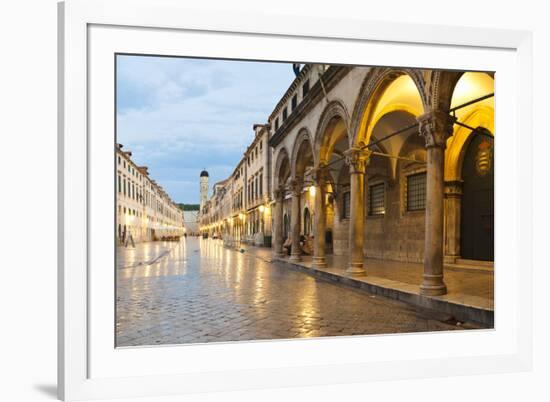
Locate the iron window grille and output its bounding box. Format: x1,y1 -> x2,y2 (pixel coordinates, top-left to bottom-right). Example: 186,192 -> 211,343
406,172 -> 427,211
369,182 -> 385,216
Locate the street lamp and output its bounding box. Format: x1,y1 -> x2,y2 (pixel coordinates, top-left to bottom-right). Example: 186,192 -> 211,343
309,185 -> 316,197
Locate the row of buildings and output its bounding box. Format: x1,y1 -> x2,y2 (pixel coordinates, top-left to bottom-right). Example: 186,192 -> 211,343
116,143 -> 185,243
199,63 -> 494,296
199,123 -> 272,246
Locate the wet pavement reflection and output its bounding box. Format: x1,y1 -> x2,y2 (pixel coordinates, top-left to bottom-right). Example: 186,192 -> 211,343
116,237 -> 469,347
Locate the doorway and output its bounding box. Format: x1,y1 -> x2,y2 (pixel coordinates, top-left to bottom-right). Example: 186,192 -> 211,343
460,132 -> 494,261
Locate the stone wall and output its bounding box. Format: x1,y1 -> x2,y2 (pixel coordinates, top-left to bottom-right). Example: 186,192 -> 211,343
333,217 -> 350,256
364,180 -> 425,263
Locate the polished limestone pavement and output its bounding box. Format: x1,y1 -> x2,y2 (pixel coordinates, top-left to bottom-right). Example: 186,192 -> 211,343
116,237 -> 479,347
272,250 -> 494,326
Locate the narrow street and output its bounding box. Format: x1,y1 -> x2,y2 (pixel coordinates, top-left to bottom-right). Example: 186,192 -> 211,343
116,237 -> 475,347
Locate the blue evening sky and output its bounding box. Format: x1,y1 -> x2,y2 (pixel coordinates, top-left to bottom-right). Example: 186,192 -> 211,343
116,55 -> 296,204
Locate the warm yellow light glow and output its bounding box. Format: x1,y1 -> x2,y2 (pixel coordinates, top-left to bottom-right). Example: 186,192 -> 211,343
370,75 -> 424,127
450,72 -> 494,128
259,205 -> 265,213
445,72 -> 494,181
309,185 -> 316,197
356,74 -> 425,147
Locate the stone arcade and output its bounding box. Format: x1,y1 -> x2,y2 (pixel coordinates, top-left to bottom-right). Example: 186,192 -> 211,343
201,64 -> 494,297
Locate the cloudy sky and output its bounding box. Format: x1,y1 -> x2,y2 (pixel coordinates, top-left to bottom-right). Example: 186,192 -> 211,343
116,55 -> 296,203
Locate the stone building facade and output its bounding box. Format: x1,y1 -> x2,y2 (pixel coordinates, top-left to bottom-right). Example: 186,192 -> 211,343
199,124 -> 273,246
116,144 -> 185,243
183,210 -> 199,236
201,63 -> 494,296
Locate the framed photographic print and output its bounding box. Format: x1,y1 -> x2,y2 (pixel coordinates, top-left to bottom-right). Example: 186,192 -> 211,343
58,0 -> 533,400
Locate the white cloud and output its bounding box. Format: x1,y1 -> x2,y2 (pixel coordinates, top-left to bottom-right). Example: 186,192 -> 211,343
116,55 -> 295,203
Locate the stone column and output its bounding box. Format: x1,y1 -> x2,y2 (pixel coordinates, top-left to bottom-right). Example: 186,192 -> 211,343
312,164 -> 328,268
417,110 -> 456,296
344,147 -> 371,275
272,187 -> 285,258
444,180 -> 463,263
289,179 -> 302,262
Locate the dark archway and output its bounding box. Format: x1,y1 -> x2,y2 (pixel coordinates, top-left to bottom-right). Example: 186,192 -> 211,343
303,207 -> 311,236
274,147 -> 291,190
283,213 -> 290,241
460,132 -> 494,261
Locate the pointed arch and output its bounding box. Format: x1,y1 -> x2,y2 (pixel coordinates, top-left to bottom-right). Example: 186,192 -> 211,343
427,70 -> 494,112
313,99 -> 351,165
445,107 -> 494,181
273,146 -> 291,190
444,72 -> 495,180
426,70 -> 464,111
290,127 -> 315,178
350,67 -> 428,147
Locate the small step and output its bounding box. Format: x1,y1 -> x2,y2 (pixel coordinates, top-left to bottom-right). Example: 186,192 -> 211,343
445,262 -> 493,275
455,258 -> 494,268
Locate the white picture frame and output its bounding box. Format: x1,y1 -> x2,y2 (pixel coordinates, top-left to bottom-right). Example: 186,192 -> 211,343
58,0 -> 533,400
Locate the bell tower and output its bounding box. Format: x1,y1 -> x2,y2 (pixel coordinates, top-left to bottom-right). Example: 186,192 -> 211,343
200,169 -> 209,211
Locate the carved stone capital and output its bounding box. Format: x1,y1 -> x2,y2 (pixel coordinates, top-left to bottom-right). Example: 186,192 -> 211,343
289,179 -> 303,196
344,147 -> 371,174
274,186 -> 285,201
417,110 -> 456,149
311,163 -> 329,187
444,180 -> 463,198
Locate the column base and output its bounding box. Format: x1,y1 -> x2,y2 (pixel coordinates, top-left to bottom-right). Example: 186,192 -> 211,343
420,274 -> 447,296
289,253 -> 302,262
273,251 -> 285,259
312,256 -> 327,268
346,262 -> 366,276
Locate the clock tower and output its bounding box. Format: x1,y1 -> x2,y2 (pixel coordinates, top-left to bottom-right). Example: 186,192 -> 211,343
200,169 -> 209,211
